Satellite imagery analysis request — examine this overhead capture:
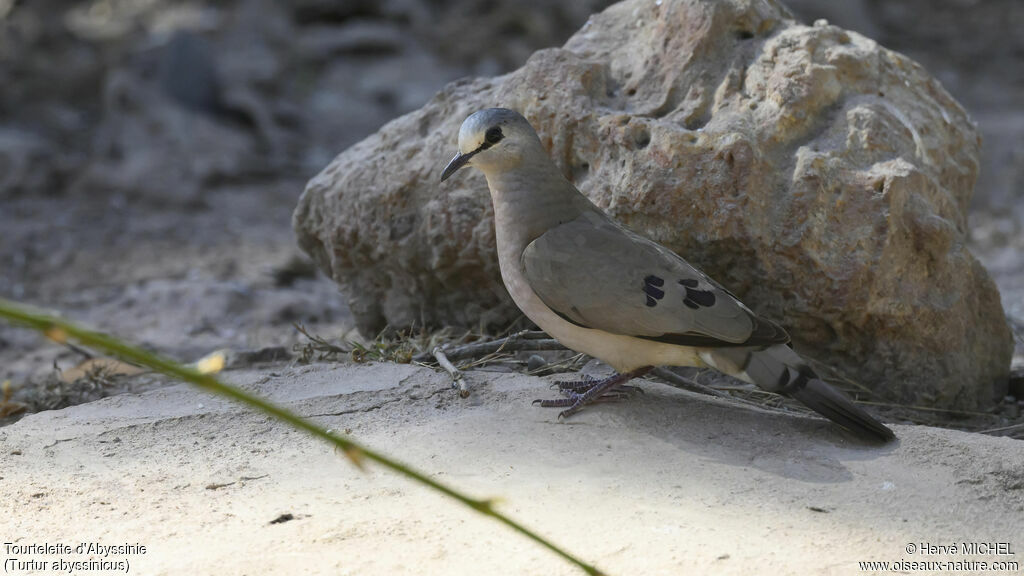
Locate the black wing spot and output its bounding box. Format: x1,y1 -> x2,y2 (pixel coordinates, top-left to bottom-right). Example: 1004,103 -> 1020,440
643,284 -> 665,299
686,288 -> 716,307
643,275 -> 666,306
678,278 -> 716,308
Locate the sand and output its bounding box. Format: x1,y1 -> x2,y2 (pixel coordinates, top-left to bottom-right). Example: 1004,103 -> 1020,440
3,362 -> 1022,575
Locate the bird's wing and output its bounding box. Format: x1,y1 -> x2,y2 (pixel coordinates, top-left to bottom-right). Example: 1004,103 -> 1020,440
522,210 -> 789,348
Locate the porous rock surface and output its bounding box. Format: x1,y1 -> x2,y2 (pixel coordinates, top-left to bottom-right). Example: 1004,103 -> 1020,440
293,0 -> 1013,409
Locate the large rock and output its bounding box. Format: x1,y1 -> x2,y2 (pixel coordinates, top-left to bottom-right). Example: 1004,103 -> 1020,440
293,0 -> 1013,409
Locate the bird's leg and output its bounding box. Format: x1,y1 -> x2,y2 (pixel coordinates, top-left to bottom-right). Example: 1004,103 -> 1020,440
534,367 -> 653,418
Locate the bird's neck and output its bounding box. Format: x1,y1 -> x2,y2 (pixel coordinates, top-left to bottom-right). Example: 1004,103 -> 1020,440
484,162 -> 594,252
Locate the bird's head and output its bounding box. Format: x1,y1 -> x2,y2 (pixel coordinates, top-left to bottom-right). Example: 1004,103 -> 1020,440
440,108 -> 542,182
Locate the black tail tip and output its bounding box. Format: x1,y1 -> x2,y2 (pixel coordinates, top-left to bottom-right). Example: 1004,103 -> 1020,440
790,378 -> 895,442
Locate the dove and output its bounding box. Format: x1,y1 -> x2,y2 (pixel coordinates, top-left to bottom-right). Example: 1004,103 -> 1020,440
441,108 -> 894,441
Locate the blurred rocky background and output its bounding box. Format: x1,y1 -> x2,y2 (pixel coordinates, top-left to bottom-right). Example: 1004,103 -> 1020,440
1,0 -> 1021,422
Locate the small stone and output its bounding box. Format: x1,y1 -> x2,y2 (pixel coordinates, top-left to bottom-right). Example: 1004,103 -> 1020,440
526,355 -> 547,373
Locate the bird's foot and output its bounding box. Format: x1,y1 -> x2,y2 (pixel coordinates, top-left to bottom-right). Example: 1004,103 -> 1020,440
551,376 -> 643,397
549,374 -> 600,392
533,367 -> 652,419
557,384 -> 643,400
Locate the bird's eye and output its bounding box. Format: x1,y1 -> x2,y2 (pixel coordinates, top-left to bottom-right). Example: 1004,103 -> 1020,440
484,127 -> 503,145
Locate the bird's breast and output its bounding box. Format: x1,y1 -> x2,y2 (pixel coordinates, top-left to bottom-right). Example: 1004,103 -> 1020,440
491,206 -> 702,372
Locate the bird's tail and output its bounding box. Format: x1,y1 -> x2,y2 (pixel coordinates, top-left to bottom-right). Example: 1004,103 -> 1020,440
704,344 -> 895,442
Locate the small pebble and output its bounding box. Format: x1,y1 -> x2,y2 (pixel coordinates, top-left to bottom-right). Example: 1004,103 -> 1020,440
526,355 -> 547,373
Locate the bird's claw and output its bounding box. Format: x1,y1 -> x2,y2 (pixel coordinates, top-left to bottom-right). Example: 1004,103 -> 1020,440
556,383 -> 642,399
533,396 -> 577,408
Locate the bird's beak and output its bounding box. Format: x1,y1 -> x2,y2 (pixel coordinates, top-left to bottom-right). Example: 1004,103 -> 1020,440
440,151 -> 473,182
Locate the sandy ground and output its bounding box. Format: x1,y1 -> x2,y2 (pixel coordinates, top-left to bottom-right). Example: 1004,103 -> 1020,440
3,362 -> 1022,575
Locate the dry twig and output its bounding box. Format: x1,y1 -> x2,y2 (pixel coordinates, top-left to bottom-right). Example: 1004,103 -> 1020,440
432,346 -> 468,397
649,367 -> 729,398
977,421 -> 1024,436
293,322 -> 348,362
419,330 -> 569,397
413,330 -> 563,363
